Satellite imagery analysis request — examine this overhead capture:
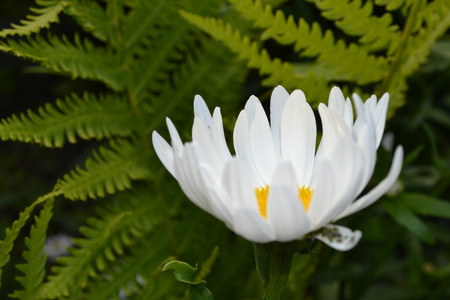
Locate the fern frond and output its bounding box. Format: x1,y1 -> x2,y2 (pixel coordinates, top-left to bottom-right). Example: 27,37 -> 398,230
38,189 -> 169,299
382,0 -> 450,115
401,0 -> 450,77
0,93 -> 136,148
0,0 -> 68,38
56,139 -> 151,200
306,0 -> 400,52
0,191 -> 61,289
0,34 -> 126,91
11,199 -> 54,300
179,10 -> 331,105
227,0 -> 388,85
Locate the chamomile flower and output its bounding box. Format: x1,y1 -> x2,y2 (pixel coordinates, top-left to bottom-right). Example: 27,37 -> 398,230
152,86 -> 403,251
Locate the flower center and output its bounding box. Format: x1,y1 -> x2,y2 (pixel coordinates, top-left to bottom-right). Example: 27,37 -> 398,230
255,185 -> 313,218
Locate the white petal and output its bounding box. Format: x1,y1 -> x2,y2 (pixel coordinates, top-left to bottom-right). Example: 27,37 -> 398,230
232,207 -> 274,243
318,104 -> 350,160
166,118 -> 183,154
353,110 -> 377,193
152,131 -> 175,177
267,161 -> 310,241
337,146 -> 404,219
233,111 -> 264,187
328,87 -> 346,116
211,107 -> 232,161
270,85 -> 290,158
192,117 -> 223,171
316,138 -> 364,223
343,98 -> 354,130
194,95 -> 212,128
173,144 -> 210,212
250,101 -> 278,183
280,90 -> 317,185
315,225 -> 362,251
222,159 -> 258,210
244,95 -> 260,126
373,93 -> 389,148
307,159 -> 336,229
200,164 -> 233,224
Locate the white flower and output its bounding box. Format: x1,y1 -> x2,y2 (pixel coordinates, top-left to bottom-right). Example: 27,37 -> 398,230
152,86 -> 403,251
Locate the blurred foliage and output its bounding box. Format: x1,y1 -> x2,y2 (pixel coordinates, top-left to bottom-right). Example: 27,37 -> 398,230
0,0 -> 448,299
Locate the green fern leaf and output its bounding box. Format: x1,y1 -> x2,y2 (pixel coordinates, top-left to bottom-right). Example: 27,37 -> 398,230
179,9 -> 332,105
38,189 -> 169,299
306,0 -> 400,52
0,34 -> 126,91
11,199 -> 54,300
0,0 -> 68,38
0,93 -> 137,148
0,191 -> 61,289
56,139 -> 151,200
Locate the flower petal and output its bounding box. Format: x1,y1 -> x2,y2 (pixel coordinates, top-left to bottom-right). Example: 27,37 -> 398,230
337,146 -> 404,219
192,117 -> 223,171
194,95 -> 212,129
280,90 -> 317,185
222,158 -> 258,211
232,207 -> 274,243
250,101 -> 278,184
233,111 -> 264,187
152,131 -> 175,177
308,159 -> 336,229
315,225 -> 362,251
211,107 -> 232,162
373,93 -> 389,148
270,85 -> 290,158
317,137 -> 365,222
267,161 -> 310,241
166,118 -> 183,154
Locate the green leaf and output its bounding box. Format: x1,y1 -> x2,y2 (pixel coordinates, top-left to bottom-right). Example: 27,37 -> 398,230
398,193 -> 450,219
383,200 -> 435,244
162,260 -> 201,285
11,199 -> 54,300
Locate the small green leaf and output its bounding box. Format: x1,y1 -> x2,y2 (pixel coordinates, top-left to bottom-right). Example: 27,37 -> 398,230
383,200 -> 435,244
398,193 -> 450,219
162,260 -> 202,285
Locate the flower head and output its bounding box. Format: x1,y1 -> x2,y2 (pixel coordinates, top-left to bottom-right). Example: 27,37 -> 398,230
152,86 -> 403,251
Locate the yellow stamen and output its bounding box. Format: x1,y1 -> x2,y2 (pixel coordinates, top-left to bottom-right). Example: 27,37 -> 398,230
298,185 -> 313,211
255,185 -> 270,218
254,184 -> 314,218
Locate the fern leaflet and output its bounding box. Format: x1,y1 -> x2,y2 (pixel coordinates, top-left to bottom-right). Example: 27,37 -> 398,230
306,0 -> 400,52
11,199 -> 54,300
0,93 -> 137,148
0,0 -> 68,38
0,34 -> 127,91
56,139 -> 151,200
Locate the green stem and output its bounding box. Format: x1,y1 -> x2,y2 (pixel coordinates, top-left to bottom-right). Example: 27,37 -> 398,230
378,0 -> 423,94
264,250 -> 294,300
